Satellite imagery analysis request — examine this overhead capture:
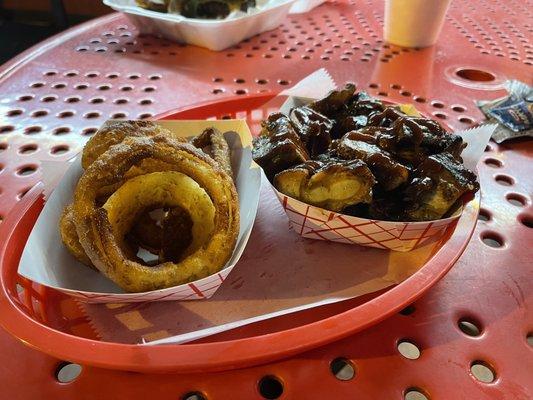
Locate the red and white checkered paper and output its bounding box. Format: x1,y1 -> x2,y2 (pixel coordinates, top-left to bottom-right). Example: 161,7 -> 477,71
274,189 -> 461,252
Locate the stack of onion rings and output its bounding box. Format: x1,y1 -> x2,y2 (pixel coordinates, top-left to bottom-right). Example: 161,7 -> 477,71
59,121 -> 239,292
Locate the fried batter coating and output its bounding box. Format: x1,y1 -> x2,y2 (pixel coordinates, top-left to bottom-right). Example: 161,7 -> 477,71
274,158 -> 375,212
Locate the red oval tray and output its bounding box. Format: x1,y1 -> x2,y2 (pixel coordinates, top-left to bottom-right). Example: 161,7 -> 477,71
0,95 -> 479,372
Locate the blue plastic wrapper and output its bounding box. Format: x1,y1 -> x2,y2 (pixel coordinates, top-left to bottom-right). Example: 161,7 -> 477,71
487,94 -> 533,132
477,80 -> 533,142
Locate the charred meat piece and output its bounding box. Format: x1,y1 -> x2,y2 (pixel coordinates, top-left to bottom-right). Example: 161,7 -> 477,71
328,92 -> 385,138
337,130 -> 409,191
289,106 -> 333,157
273,158 -> 375,212
402,153 -> 479,221
169,0 -> 256,18
253,113 -> 309,179
307,83 -> 357,117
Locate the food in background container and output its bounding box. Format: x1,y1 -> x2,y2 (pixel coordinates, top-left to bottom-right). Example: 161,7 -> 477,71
104,0 -> 297,50
136,0 -> 257,19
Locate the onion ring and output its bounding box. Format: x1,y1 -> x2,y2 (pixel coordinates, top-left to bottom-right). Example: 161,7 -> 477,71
192,127 -> 233,177
72,135 -> 239,292
81,120 -> 185,169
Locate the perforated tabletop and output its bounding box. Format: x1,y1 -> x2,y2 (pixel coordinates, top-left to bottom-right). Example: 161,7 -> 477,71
0,1 -> 532,399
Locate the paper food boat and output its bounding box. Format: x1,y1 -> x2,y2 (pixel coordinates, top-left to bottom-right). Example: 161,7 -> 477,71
18,120 -> 261,303
267,92 -> 493,252
104,0 -> 297,51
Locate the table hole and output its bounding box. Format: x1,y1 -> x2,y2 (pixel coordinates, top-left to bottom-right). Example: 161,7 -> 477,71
53,127 -> 71,135
481,231 -> 504,248
470,361 -> 496,383
106,73 -> 119,79
213,77 -> 223,83
458,318 -> 482,336
82,127 -> 98,136
107,39 -> 119,44
398,340 -> 421,360
494,174 -> 514,186
7,109 -> 23,117
278,80 -> 290,86
41,96 -> 57,103
399,90 -> 411,97
19,144 -> 38,154
95,47 -> 107,53
506,193 -> 527,207
30,82 -> 45,88
56,363 -> 82,383
18,187 -> 30,199
369,83 -> 379,88
52,83 -> 67,89
84,112 -> 101,119
400,305 -> 416,316
431,101 -> 445,108
64,71 -> 78,77
452,105 -> 466,112
114,98 -> 129,105
24,125 -> 42,134
433,112 -> 447,119
404,388 -> 430,400
459,116 -> 474,124
258,376 -> 283,399
89,97 -> 105,104
212,89 -> 224,94
235,89 -> 248,95
75,84 -> 89,90
377,92 -> 388,97
65,96 -> 81,103
138,113 -> 152,119
111,112 -> 127,119
51,145 -> 69,155
43,70 -> 57,76
478,208 -> 491,222
321,56 -> 330,60
139,99 -> 153,105
143,86 -> 156,93
527,333 -> 533,347
31,110 -> 48,117
264,54 -> 273,58
97,85 -> 111,91
58,111 -> 75,118
256,79 -> 268,85
518,214 -> 533,229
120,85 -> 134,92
414,96 -> 426,103
85,72 -> 99,78
391,83 -> 402,90
17,165 -> 37,176
181,392 -> 207,400
18,95 -> 34,101
148,74 -> 161,80
246,54 -> 254,58
330,357 -> 355,381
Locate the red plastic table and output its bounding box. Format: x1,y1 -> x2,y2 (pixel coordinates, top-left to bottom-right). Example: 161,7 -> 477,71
0,1 -> 532,399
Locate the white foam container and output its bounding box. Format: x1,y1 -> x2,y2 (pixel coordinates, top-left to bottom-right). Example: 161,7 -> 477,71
103,0 -> 297,51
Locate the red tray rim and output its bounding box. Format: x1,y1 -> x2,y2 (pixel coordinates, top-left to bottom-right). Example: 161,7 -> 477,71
0,95 -> 480,373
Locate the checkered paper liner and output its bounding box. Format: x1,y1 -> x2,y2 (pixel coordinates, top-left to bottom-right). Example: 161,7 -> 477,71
274,189 -> 461,252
